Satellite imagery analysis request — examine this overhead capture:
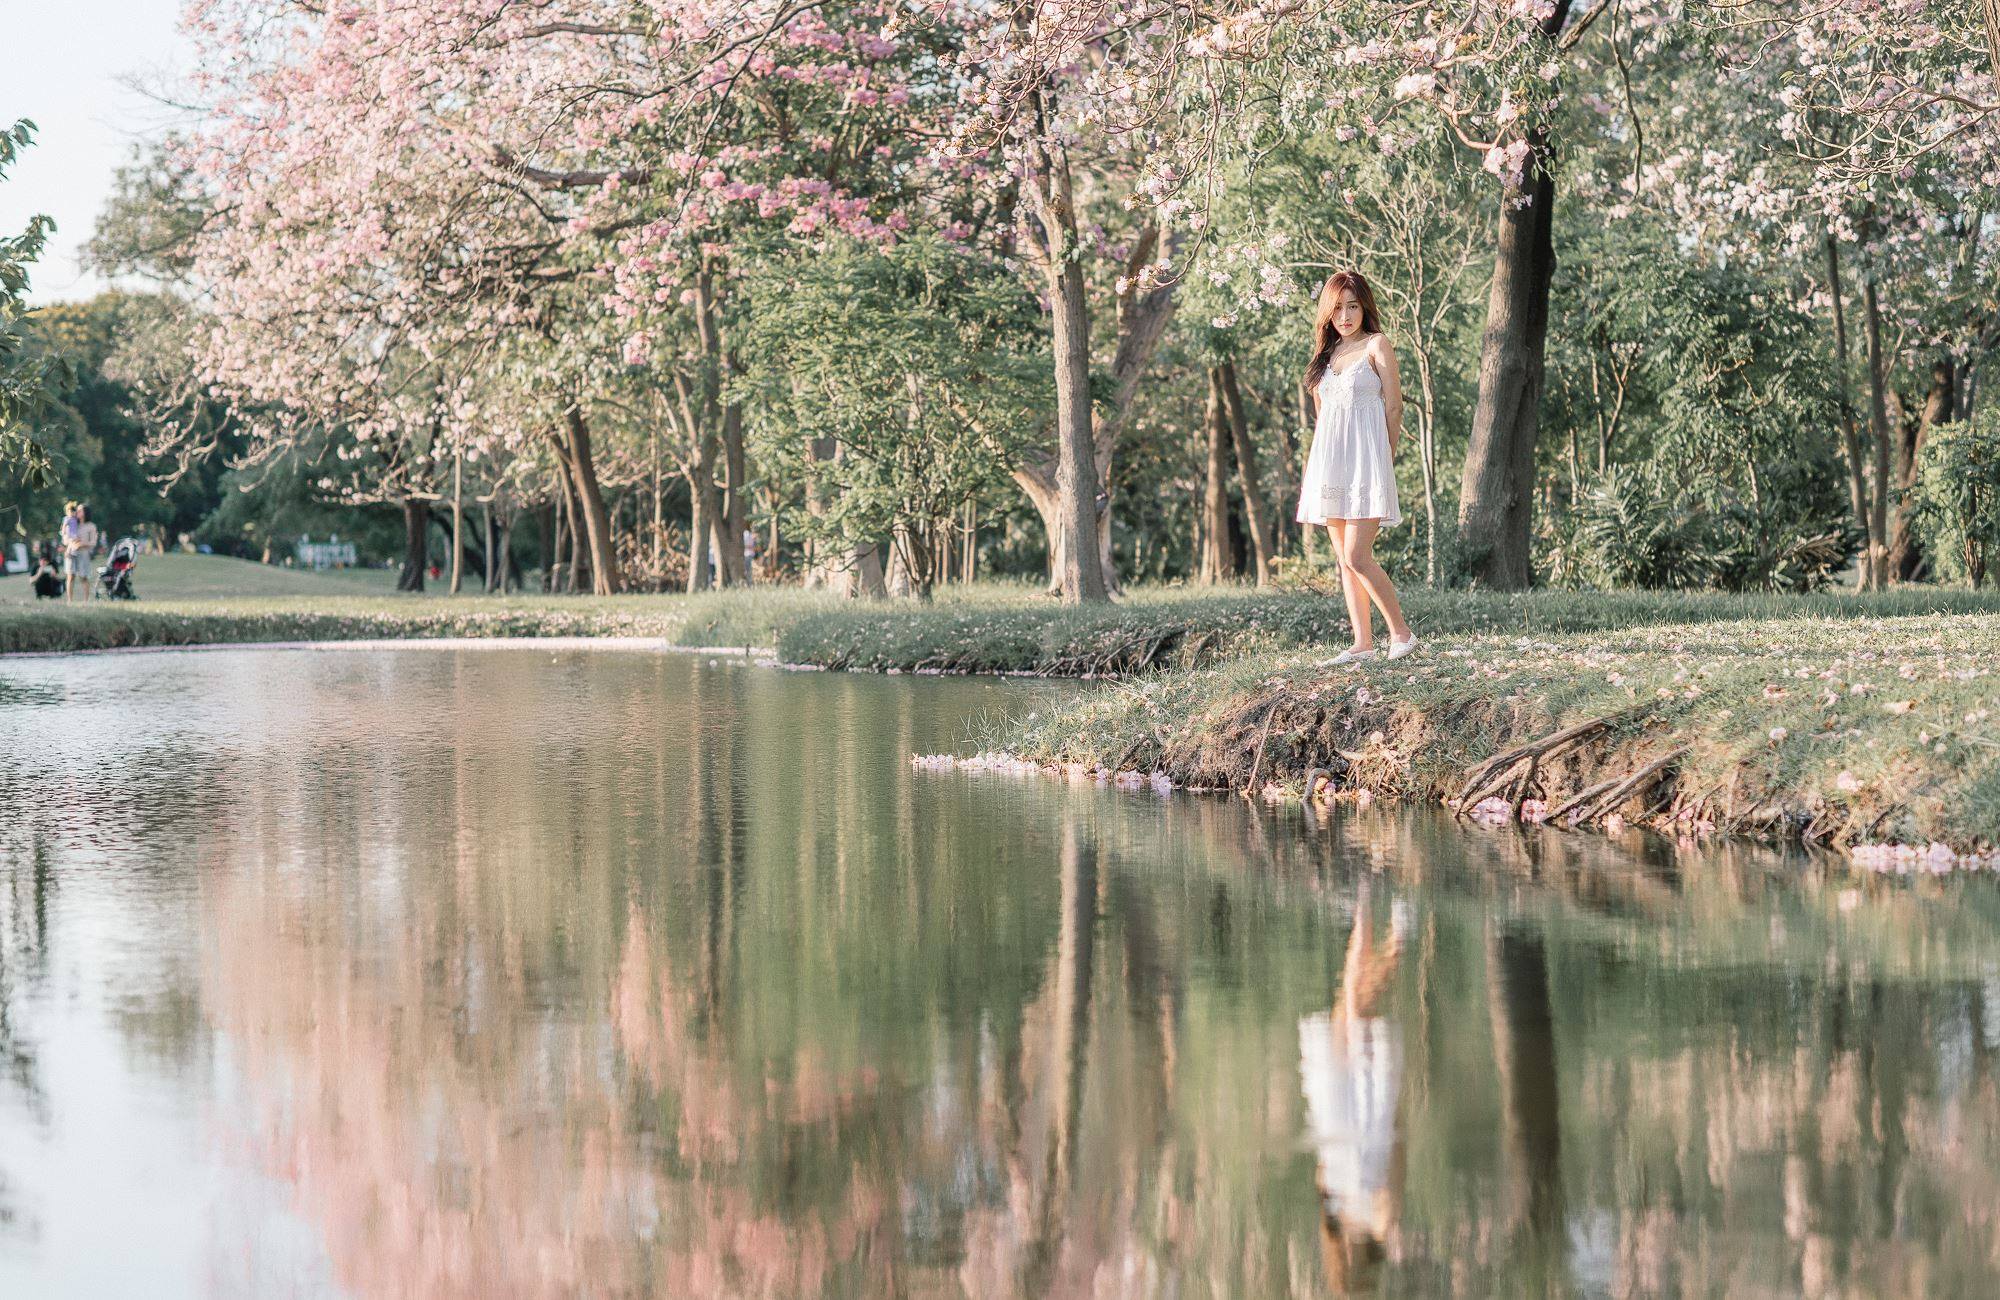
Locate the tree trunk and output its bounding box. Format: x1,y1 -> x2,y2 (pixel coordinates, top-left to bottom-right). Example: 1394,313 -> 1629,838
567,482 -> 590,595
1218,360 -> 1275,585
482,503 -> 497,593
1049,258 -> 1108,601
763,483 -> 782,582
962,501 -> 977,583
1824,236 -> 1870,585
1456,128 -> 1561,590
1013,461 -> 1066,595
1889,357 -> 1954,581
538,500 -> 556,592
687,467 -> 716,593
560,405 -> 620,594
832,544 -> 888,599
1200,368 -> 1237,583
448,449 -> 464,594
1414,355 -> 1441,585
1295,384 -> 1319,570
396,495 -> 428,592
1861,271 -> 1894,590
721,397 -> 749,585
1030,131 -> 1109,604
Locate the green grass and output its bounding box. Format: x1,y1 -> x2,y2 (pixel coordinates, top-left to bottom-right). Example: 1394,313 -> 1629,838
0,561 -> 848,655
776,583 -> 2000,674
2,551 -> 400,604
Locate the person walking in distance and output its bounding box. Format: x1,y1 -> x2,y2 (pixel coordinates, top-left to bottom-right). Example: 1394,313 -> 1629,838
1297,272 -> 1419,664
59,502 -> 87,603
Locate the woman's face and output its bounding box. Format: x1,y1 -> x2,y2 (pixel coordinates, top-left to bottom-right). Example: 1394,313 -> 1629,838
1328,289 -> 1364,339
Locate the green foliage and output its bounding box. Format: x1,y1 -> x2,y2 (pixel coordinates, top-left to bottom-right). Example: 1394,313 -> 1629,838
738,237 -> 1050,594
1545,465 -> 1854,593
1547,217 -> 1842,495
1911,412 -> 2000,586
1537,217 -> 1855,591
0,120 -> 67,484
2,294 -> 245,548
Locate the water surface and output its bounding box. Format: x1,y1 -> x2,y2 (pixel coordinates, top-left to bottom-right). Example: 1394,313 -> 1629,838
2,646 -> 1999,1297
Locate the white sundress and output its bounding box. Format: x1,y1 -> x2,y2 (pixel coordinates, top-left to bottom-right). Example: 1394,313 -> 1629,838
1297,357 -> 1402,527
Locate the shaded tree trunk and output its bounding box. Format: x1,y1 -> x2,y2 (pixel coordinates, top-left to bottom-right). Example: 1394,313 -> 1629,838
562,405 -> 620,594
1218,359 -> 1275,585
483,504 -> 497,593
1296,384 -> 1319,569
1456,129 -> 1561,589
686,269 -> 737,591
1823,236 -> 1869,576
1889,357 -> 1955,581
396,496 -> 428,592
1200,368 -> 1237,583
567,479 -> 591,595
687,464 -> 718,593
1861,271 -> 1894,590
537,500 -> 556,592
721,395 -> 749,585
448,449 -> 464,595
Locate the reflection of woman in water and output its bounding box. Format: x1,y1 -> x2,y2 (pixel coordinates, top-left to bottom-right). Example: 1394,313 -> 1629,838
1299,882 -> 1409,1294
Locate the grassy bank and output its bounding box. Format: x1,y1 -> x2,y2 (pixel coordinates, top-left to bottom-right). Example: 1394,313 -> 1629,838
777,585 -> 2000,674
12,555 -> 2000,667
0,581 -> 845,657
989,611 -> 2000,867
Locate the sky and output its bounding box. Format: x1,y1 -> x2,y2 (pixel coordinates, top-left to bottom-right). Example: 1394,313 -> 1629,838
0,0 -> 196,304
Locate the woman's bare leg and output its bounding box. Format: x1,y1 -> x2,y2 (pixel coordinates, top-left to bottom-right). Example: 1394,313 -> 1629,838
1328,521 -> 1375,650
1339,520 -> 1412,643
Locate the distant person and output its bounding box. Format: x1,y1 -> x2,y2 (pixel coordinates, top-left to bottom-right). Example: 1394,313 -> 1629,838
1298,271 -> 1418,664
60,502 -> 88,602
73,504 -> 100,601
741,527 -> 758,583
29,541 -> 62,599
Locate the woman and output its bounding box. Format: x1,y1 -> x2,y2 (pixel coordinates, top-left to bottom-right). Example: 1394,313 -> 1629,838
1297,272 -> 1418,663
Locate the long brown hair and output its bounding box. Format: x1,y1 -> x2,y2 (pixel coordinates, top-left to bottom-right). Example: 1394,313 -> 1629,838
1303,271 -> 1383,392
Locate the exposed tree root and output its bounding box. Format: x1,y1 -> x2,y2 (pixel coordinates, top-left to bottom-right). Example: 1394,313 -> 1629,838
1452,705 -> 1654,816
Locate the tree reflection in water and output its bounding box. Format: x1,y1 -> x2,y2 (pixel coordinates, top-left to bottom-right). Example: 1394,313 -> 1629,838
5,649 -> 2000,1296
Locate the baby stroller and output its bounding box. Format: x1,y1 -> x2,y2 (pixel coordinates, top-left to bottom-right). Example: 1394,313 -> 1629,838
29,543 -> 62,599
98,537 -> 139,600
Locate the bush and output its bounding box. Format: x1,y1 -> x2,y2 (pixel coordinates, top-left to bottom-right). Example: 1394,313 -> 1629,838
1911,412 -> 2000,587
1544,466 -> 1854,593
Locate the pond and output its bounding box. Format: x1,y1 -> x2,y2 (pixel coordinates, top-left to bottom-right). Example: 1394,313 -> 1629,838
1,645 -> 1999,1297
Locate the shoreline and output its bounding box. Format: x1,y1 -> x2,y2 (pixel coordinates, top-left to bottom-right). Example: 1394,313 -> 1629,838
1,635 -> 775,661
982,613 -> 2000,875
9,586 -> 1997,874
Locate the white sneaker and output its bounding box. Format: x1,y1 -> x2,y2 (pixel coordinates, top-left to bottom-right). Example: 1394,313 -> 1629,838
1331,646 -> 1378,666
1387,635 -> 1421,660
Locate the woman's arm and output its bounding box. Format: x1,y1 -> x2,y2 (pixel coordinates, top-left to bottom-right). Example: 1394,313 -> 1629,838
1371,335 -> 1405,458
